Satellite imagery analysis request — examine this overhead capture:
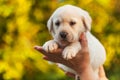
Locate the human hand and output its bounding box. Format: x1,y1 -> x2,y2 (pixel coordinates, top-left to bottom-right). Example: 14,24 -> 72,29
34,33 -> 108,80
34,33 -> 90,74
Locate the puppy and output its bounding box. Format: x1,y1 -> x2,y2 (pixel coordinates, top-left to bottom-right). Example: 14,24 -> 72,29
43,5 -> 106,79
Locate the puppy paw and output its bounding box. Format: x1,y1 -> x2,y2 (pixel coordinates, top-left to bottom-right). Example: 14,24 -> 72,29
63,47 -> 78,60
43,40 -> 58,53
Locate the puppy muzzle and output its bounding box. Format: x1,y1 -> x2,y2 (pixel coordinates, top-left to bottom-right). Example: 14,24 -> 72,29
59,31 -> 68,39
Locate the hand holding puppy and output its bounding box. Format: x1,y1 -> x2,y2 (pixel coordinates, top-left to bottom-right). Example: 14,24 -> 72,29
35,33 -> 89,73
34,33 -> 108,80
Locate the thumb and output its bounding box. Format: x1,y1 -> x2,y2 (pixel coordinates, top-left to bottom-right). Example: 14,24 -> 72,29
80,32 -> 88,48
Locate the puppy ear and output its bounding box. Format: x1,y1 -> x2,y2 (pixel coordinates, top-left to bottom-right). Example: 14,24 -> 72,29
47,18 -> 55,36
82,12 -> 92,31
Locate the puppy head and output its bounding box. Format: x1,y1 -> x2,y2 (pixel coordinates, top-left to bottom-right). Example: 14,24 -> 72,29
47,5 -> 92,46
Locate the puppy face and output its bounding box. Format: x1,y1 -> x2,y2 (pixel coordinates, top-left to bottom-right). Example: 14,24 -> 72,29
47,5 -> 92,46
52,12 -> 84,45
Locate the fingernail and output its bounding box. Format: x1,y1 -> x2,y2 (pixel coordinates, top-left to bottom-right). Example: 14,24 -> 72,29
43,56 -> 47,59
34,46 -> 39,49
80,32 -> 84,39
43,56 -> 48,60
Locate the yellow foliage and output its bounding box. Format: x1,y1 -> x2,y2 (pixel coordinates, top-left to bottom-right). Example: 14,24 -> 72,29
0,0 -> 120,80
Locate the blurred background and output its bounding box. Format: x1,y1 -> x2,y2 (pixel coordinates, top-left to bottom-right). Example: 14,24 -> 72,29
0,0 -> 120,80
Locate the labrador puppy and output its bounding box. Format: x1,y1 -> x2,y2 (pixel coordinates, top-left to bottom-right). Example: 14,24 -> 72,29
43,5 -> 106,79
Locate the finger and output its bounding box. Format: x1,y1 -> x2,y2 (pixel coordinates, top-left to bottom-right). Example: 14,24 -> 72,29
34,46 -> 47,55
79,32 -> 84,40
43,56 -> 56,62
80,32 -> 88,48
43,56 -> 61,63
65,72 -> 75,78
43,56 -> 49,60
34,45 -> 63,54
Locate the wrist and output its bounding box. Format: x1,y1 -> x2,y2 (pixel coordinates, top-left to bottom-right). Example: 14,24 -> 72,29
77,65 -> 97,80
78,65 -> 98,80
77,64 -> 92,75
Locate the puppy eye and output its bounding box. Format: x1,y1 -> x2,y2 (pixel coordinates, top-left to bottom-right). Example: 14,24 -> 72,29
55,21 -> 60,26
70,21 -> 76,26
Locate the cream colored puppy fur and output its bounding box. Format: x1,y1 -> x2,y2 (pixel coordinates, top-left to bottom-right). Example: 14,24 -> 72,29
43,5 -> 106,79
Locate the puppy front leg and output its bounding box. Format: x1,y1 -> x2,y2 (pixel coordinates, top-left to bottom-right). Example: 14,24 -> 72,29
43,40 -> 58,53
63,42 -> 81,60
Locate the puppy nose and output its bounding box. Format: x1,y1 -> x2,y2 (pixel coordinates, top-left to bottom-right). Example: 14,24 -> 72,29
60,31 -> 68,39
